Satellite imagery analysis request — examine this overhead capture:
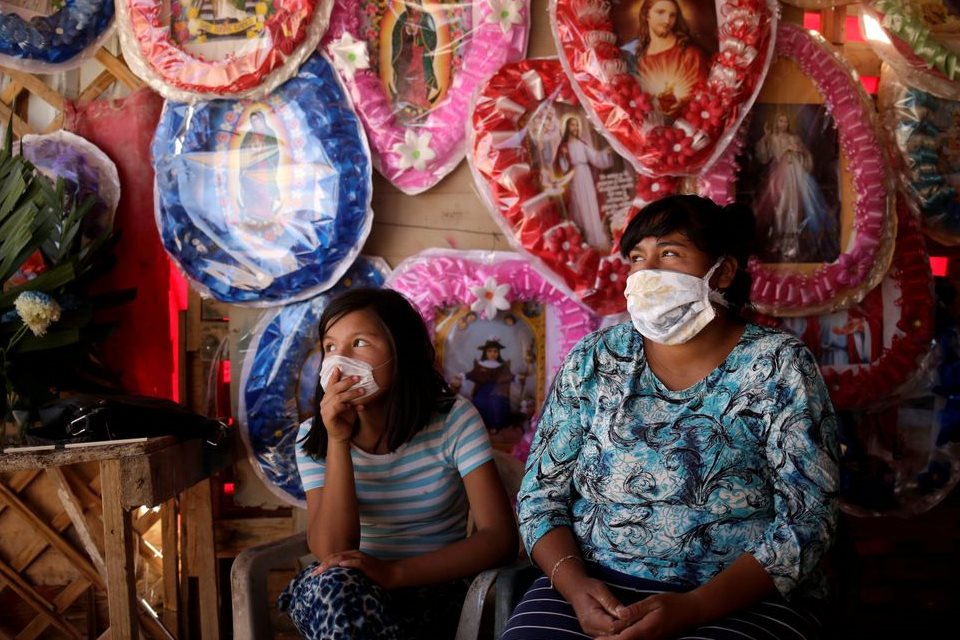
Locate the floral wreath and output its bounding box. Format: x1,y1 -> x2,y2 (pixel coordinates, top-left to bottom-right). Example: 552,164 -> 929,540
468,57 -> 744,316
549,0 -> 776,176
0,0 -> 115,71
384,249 -> 597,384
239,257 -> 390,507
864,1 -> 960,99
321,0 -> 529,195
880,73 -> 960,244
710,23 -> 896,317
115,0 -> 332,100
754,203 -> 935,410
152,55 -> 373,306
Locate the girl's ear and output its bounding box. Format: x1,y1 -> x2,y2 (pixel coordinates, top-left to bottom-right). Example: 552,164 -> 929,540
715,256 -> 738,290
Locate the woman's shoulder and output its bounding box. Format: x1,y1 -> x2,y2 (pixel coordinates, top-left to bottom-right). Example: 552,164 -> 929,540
742,323 -> 816,359
296,417 -> 314,440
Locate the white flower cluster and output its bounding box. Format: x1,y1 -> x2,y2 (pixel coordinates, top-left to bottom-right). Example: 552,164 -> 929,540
13,291 -> 61,337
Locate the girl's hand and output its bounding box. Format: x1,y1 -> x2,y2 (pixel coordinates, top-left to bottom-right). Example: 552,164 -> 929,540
566,577 -> 630,637
313,550 -> 400,589
319,368 -> 364,443
597,591 -> 706,640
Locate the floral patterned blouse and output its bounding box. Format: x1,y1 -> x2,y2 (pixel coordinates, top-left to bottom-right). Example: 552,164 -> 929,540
517,322 -> 839,600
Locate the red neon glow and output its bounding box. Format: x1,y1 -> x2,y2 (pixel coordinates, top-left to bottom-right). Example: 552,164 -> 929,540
930,256 -> 949,277
223,482 -> 235,496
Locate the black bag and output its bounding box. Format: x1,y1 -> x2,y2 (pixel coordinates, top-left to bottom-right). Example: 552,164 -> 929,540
24,394 -> 230,448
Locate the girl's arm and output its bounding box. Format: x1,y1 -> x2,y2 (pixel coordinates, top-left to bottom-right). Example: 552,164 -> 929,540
304,438 -> 361,559
387,459 -> 518,588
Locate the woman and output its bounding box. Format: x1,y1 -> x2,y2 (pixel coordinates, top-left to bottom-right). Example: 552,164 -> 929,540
754,112 -> 839,263
465,337 -> 514,432
554,115 -> 614,249
280,288 -> 518,639
502,195 -> 839,640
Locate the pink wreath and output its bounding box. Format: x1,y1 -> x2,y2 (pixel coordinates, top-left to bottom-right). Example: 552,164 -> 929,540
322,1 -> 529,195
711,23 -> 896,317
385,249 -> 597,368
117,0 -> 330,100
550,0 -> 776,176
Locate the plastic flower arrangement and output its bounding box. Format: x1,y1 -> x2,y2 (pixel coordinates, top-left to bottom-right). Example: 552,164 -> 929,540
0,125 -> 128,444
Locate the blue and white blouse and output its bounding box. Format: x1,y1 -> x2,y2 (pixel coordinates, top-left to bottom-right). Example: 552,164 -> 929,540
518,322 -> 839,600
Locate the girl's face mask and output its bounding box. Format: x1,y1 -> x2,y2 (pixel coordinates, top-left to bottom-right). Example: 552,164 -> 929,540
624,258 -> 728,345
319,355 -> 389,397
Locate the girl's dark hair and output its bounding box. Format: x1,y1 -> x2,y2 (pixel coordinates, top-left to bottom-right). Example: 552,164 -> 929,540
619,194 -> 756,313
301,288 -> 455,458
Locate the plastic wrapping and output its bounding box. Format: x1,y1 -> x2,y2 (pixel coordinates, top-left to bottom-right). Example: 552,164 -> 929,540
838,399 -> 959,518
754,200 -> 936,410
0,0 -> 115,73
879,63 -> 960,245
385,248 -> 598,456
19,130 -> 120,246
238,256 -> 391,507
780,0 -> 857,6
115,0 -> 332,101
861,1 -> 960,101
319,0 -> 529,195
728,23 -> 897,318
151,53 -> 372,306
549,0 -> 777,177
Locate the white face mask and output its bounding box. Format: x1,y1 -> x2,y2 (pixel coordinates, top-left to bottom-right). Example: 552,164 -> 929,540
319,355 -> 388,397
624,258 -> 728,345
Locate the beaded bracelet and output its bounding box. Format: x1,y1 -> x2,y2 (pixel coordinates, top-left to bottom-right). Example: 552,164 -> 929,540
549,554 -> 582,590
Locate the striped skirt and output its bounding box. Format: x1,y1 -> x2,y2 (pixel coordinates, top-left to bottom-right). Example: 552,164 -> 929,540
500,563 -> 826,640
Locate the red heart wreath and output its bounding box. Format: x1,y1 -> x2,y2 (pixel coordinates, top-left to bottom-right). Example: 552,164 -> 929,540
550,0 -> 777,176
469,58 -> 681,315
754,200 -> 935,410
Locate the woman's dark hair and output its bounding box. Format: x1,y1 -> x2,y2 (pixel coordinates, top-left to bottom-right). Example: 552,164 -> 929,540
618,194 -> 756,313
300,288 -> 454,458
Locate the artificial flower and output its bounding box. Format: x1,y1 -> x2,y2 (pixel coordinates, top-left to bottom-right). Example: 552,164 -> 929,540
486,0 -> 524,34
13,291 -> 61,338
469,276 -> 511,319
393,130 -> 437,172
328,33 -> 370,80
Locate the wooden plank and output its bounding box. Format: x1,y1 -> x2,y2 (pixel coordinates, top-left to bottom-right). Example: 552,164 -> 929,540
0,100 -> 33,137
0,437 -> 177,474
0,557 -> 82,639
93,49 -> 144,91
0,66 -> 65,110
100,459 -> 138,640
161,498 -> 180,638
180,479 -> 220,640
49,467 -> 107,577
79,70 -> 118,105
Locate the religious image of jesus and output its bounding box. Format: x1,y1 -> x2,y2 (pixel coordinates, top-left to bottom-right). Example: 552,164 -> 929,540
621,0 -> 710,121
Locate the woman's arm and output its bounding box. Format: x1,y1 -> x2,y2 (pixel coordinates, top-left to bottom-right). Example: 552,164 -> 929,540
304,438 -> 360,559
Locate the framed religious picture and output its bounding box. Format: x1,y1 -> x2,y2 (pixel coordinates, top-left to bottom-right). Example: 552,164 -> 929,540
720,23 -> 896,317
386,249 -> 597,454
549,0 -> 777,175
434,301 -> 544,449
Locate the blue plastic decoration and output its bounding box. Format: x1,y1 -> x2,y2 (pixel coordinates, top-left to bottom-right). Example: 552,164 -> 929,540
152,53 -> 372,306
239,257 -> 390,506
0,0 -> 114,69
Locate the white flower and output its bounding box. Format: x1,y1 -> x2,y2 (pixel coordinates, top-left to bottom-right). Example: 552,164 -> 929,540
486,0 -> 524,34
328,33 -> 370,80
393,130 -> 437,171
13,291 -> 61,337
469,276 -> 511,320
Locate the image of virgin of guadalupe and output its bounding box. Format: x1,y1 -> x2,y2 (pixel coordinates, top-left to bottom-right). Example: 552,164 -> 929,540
238,110 -> 280,222
465,337 -> 514,432
389,0 -> 440,119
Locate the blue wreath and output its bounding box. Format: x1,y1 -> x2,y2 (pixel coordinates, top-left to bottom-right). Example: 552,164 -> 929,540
240,258 -> 388,506
152,53 -> 372,306
897,88 -> 960,238
0,0 -> 114,65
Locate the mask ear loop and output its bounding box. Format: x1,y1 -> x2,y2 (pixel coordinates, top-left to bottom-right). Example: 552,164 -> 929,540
705,257 -> 730,308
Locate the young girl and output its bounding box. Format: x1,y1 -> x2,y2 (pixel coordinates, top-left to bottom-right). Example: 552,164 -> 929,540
279,288 -> 518,639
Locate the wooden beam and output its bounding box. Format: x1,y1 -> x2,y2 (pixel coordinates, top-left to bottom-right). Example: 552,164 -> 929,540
17,577 -> 92,640
93,50 -> 144,91
0,558 -> 82,639
0,65 -> 65,110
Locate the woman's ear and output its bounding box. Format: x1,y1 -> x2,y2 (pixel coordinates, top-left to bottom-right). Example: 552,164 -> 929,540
715,256 -> 739,290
